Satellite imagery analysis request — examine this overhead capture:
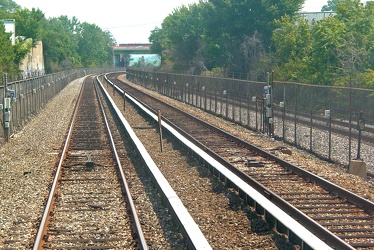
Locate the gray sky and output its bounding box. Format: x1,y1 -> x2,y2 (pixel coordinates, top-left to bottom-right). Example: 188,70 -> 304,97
15,0 -> 328,44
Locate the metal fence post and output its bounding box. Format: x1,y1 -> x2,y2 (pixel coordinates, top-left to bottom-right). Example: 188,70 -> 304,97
255,98 -> 258,131
294,86 -> 298,146
348,79 -> 352,166
247,94 -> 250,128
310,109 -> 313,152
328,111 -> 332,161
3,73 -> 9,141
225,90 -> 228,119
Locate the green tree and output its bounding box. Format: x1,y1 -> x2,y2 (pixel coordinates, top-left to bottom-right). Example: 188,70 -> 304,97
0,0 -> 19,13
149,27 -> 163,55
13,7 -> 46,46
199,1 -> 232,71
0,3 -> 115,74
272,0 -> 374,87
334,0 -> 374,86
12,35 -> 32,68
322,0 -> 338,11
78,22 -> 114,67
153,0 -> 304,74
202,0 -> 304,73
272,15 -> 312,82
309,15 -> 345,84
160,3 -> 205,71
42,16 -> 81,72
0,1 -> 32,75
0,22 -> 16,73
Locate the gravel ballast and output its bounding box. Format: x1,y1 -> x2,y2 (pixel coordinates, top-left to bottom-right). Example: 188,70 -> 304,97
0,78 -> 83,248
118,75 -> 374,202
0,75 -> 372,249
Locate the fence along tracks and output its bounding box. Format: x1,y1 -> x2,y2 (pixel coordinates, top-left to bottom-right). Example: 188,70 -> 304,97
33,76 -> 147,249
107,72 -> 374,249
126,69 -> 374,174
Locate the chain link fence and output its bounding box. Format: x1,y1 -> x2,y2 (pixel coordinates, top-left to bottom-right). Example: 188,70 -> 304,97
127,69 -> 374,170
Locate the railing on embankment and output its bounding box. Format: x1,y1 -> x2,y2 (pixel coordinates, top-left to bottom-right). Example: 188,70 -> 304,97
126,69 -> 374,171
0,68 -> 111,143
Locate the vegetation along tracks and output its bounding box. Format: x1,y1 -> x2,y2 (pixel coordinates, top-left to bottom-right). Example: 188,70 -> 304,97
107,72 -> 374,249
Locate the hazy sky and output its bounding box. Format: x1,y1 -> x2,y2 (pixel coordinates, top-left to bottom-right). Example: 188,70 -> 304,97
14,0 -> 329,44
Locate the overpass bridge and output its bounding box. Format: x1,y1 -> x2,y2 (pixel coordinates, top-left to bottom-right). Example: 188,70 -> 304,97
113,43 -> 160,67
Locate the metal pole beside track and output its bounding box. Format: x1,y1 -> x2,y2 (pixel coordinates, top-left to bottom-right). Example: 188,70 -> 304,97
158,110 -> 163,152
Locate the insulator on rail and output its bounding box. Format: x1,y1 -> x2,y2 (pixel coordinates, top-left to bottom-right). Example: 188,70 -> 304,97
85,153 -> 95,170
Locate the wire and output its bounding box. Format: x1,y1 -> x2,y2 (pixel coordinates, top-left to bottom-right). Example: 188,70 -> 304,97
103,22 -> 160,30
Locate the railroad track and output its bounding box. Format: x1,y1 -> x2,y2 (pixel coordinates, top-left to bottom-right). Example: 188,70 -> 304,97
107,72 -> 374,249
33,76 -> 146,249
95,76 -> 211,249
126,70 -> 374,174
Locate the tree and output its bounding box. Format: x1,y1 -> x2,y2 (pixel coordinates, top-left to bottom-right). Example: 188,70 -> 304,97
334,0 -> 374,86
0,1 -> 32,75
271,0 -> 374,87
0,0 -> 19,13
0,22 -> 16,73
160,3 -> 205,71
149,27 -> 163,55
322,0 -> 338,11
13,7 -> 46,46
12,35 -> 32,68
42,16 -> 81,72
78,22 -> 114,67
309,15 -> 345,84
241,31 -> 266,79
0,3 -> 116,74
272,15 -> 312,82
153,0 -> 304,74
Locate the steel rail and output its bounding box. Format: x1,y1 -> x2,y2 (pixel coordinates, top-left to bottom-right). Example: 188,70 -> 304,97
34,76 -> 148,249
104,74 -> 337,249
106,73 -> 374,249
94,76 -> 148,249
32,76 -> 85,249
98,75 -> 212,250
